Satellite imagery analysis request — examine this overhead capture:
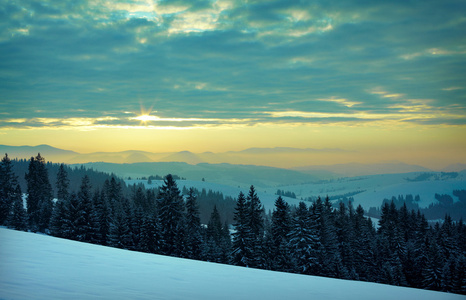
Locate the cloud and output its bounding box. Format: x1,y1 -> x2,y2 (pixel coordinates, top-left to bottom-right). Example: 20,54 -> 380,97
0,0 -> 465,132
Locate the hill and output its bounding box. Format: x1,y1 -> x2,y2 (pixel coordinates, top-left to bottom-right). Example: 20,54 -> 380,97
75,162 -> 317,188
2,144 -> 446,176
0,144 -> 78,162
0,228 -> 461,300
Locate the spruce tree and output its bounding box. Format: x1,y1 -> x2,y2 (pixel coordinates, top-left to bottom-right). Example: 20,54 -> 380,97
422,237 -> 445,290
288,202 -> 319,274
185,187 -> 203,260
246,185 -> 264,268
205,205 -> 225,262
75,175 -> 95,242
108,199 -> 132,249
156,174 -> 185,256
56,164 -> 69,202
0,154 -> 17,225
25,154 -> 53,232
91,189 -> 111,245
50,164 -> 70,237
139,212 -> 158,253
7,185 -> 27,231
231,191 -> 252,267
352,204 -> 376,281
220,221 -> 232,264
335,201 -> 354,277
319,197 -> 346,278
271,196 -> 292,271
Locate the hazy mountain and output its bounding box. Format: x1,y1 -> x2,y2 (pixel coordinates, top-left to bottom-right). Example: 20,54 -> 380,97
74,161 -> 317,188
0,144 -> 78,161
228,147 -> 350,154
1,144 -> 449,177
124,152 -> 154,163
159,151 -> 205,165
442,163 -> 466,172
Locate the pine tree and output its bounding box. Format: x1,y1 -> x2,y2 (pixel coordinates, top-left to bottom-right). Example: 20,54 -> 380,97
91,189 -> 111,245
335,201 -> 354,277
25,154 -> 53,232
130,206 -> 144,251
132,185 -> 148,211
288,202 -> 319,275
108,199 -> 132,249
185,188 -> 203,260
352,204 -> 376,281
319,197 -> 347,278
139,212 -> 158,253
422,237 -> 445,290
7,185 -> 27,231
156,174 -> 185,256
65,192 -> 81,240
271,196 -> 292,271
56,164 -> 69,202
220,221 -> 232,264
205,205 -> 226,262
0,154 -> 17,225
246,185 -> 264,268
50,164 -> 70,237
231,191 -> 252,267
75,175 -> 95,242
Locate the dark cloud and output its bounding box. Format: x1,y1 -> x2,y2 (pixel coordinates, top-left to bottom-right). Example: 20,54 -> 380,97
0,0 -> 465,128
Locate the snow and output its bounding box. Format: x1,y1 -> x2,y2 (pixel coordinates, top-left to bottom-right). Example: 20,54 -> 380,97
264,172 -> 466,209
126,179 -> 301,212
0,228 -> 462,300
127,172 -> 466,213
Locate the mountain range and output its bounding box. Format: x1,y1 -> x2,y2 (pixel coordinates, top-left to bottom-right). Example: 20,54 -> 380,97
1,144 -> 462,177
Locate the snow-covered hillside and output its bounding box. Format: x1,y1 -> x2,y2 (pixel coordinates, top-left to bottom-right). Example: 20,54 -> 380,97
127,171 -> 466,212
0,228 -> 462,300
264,172 -> 466,209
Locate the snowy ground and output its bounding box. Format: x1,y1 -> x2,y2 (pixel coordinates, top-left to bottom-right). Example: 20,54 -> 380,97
128,171 -> 466,212
0,228 -> 462,300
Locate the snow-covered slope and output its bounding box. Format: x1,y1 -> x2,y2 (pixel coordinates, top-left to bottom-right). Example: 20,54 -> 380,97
0,228 -> 462,300
128,171 -> 466,212
264,172 -> 466,209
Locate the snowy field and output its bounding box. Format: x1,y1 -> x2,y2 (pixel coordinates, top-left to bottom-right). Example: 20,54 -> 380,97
0,228 -> 462,300
128,171 -> 466,212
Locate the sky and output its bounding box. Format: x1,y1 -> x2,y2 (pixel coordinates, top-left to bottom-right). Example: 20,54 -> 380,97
0,0 -> 465,168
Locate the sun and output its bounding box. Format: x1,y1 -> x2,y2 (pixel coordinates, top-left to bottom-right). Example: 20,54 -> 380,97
131,103 -> 159,125
134,114 -> 158,122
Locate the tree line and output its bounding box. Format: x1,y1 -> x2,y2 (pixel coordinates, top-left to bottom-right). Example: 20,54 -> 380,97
1,153 -> 465,295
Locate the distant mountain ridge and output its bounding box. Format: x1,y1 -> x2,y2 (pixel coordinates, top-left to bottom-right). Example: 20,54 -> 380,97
73,161 -> 318,188
1,144 -> 461,177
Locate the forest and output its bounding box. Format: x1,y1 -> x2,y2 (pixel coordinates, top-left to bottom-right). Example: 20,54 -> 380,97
1,153 -> 465,295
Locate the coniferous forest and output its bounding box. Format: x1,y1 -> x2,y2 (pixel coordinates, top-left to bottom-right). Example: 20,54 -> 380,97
1,153 -> 465,295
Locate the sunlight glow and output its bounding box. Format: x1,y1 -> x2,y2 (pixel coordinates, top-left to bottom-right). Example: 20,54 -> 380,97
133,115 -> 159,122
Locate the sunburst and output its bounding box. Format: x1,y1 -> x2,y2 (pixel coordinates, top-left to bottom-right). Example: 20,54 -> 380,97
133,103 -> 158,125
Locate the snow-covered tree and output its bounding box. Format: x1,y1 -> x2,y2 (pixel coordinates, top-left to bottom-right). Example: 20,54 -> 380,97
288,202 -> 319,274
